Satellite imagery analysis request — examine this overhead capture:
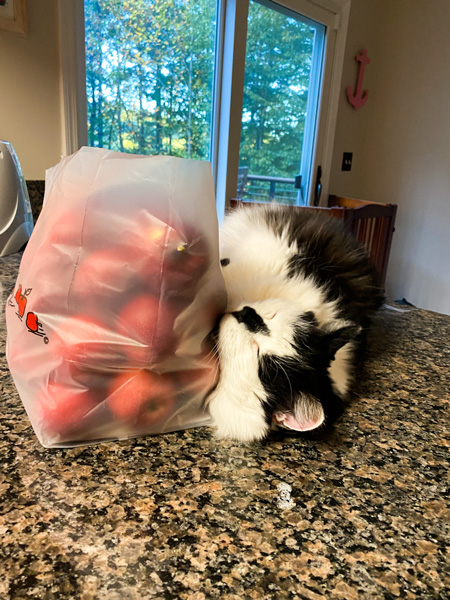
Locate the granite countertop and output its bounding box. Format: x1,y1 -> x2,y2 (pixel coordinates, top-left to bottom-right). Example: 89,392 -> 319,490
1,253 -> 449,600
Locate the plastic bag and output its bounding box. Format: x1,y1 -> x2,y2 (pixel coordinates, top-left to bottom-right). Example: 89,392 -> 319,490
5,147 -> 226,447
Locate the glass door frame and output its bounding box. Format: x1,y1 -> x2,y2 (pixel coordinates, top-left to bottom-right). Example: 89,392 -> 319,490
212,0 -> 351,217
58,0 -> 350,218
235,0 -> 327,206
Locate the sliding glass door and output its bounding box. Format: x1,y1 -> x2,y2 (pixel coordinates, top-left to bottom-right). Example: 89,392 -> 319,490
238,0 -> 325,206
75,0 -> 350,214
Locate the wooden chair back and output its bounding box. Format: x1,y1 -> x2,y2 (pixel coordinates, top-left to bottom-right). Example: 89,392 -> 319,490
328,195 -> 397,287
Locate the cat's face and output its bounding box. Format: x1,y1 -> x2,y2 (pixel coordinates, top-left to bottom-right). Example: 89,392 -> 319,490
207,298 -> 360,442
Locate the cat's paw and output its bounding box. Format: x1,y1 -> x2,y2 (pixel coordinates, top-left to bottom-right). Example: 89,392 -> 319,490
207,389 -> 269,443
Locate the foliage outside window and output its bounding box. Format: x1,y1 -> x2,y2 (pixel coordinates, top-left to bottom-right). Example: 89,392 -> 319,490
85,0 -> 217,160
85,0 -> 324,205
240,2 -> 314,181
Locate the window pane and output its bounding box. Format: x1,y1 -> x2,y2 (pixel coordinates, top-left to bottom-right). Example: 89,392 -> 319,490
84,0 -> 217,160
238,0 -> 325,205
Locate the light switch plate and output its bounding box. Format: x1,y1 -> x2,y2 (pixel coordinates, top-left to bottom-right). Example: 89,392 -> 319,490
342,152 -> 353,171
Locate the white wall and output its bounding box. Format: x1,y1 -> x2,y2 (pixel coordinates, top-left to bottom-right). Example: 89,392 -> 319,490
0,0 -> 61,179
330,0 -> 450,315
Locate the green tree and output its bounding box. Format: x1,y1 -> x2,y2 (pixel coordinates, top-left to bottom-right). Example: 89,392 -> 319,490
240,1 -> 314,179
84,0 -> 317,196
85,0 -> 216,159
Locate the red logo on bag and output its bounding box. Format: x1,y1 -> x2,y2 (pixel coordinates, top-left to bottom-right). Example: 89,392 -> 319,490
14,284 -> 28,317
8,285 -> 49,343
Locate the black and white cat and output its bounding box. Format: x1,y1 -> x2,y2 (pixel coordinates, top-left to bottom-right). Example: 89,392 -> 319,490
206,204 -> 384,442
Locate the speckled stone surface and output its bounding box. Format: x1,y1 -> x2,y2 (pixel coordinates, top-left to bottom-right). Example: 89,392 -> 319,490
1,253 -> 449,600
25,181 -> 45,224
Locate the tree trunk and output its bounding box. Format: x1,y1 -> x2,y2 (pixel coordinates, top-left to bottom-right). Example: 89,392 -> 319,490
187,57 -> 193,158
116,85 -> 124,152
138,67 -> 145,153
155,65 -> 163,153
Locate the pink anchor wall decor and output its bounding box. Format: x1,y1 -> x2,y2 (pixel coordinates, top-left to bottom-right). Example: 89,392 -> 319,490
347,48 -> 370,110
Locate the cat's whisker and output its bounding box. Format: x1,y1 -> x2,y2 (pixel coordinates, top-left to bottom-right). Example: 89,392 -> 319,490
274,360 -> 294,401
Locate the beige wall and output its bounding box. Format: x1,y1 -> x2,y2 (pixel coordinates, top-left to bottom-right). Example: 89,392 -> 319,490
329,0 -> 385,196
0,0 -> 61,179
330,0 -> 450,315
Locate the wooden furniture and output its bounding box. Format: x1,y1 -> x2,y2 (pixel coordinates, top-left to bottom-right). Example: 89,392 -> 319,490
229,196 -> 397,287
327,195 -> 397,287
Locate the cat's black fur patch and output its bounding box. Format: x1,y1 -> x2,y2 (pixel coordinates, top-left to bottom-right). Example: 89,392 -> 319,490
258,322 -> 350,427
264,207 -> 384,326
302,311 -> 318,325
232,306 -> 270,335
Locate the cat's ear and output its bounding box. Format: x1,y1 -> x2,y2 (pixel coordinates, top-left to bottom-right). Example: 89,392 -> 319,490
323,322 -> 362,360
274,393 -> 325,432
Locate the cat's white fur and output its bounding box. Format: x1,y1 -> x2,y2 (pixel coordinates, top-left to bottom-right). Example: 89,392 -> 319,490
207,312 -> 270,441
207,208 -> 355,442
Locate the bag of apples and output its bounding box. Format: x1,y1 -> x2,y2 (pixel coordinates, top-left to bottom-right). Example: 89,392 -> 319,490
5,147 -> 227,447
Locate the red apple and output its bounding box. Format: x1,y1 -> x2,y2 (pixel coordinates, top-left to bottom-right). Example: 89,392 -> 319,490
174,365 -> 218,396
45,209 -> 85,249
161,228 -> 209,301
116,294 -> 178,365
120,218 -> 170,286
173,351 -> 219,397
24,273 -> 68,317
67,361 -> 112,396
6,336 -> 47,380
167,227 -> 209,276
123,218 -> 169,254
37,382 -> 98,436
70,247 -> 143,314
128,220 -> 209,300
108,369 -> 175,427
52,314 -> 124,370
